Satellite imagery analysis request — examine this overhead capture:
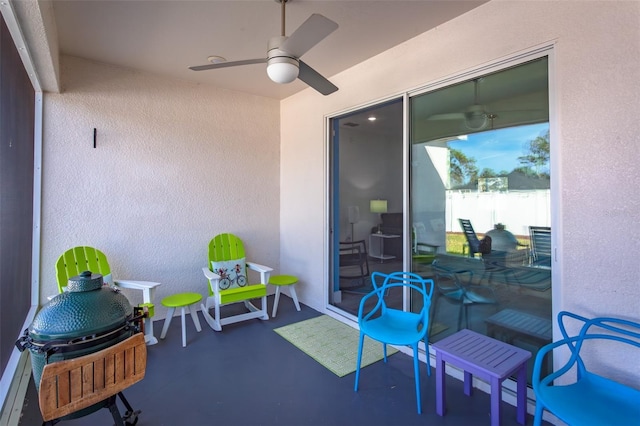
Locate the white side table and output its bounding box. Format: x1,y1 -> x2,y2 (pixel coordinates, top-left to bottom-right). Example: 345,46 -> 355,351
369,233 -> 401,262
114,279 -> 161,345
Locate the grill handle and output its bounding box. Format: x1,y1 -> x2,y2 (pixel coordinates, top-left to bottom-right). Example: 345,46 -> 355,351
15,307 -> 146,358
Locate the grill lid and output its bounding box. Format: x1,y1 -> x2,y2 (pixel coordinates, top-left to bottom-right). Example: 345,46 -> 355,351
29,271 -> 133,341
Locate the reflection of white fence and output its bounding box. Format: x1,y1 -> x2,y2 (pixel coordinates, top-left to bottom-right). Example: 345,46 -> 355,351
446,190 -> 551,237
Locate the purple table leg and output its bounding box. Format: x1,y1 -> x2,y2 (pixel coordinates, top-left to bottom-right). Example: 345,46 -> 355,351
464,371 -> 473,396
490,378 -> 501,426
436,352 -> 446,416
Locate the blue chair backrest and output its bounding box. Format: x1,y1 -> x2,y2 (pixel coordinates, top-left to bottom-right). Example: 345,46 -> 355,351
545,311 -> 640,385
363,271 -> 434,335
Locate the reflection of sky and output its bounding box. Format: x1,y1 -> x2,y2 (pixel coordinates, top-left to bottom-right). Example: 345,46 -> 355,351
448,123 -> 549,173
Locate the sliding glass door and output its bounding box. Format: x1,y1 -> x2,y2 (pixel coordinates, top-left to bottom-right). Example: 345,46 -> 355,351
409,57 -> 551,384
328,99 -> 404,316
327,54 -> 552,386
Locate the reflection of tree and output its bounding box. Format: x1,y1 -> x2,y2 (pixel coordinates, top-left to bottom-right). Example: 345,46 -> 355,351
518,130 -> 550,177
478,177 -> 508,192
448,128 -> 550,189
449,148 -> 478,186
479,168 -> 497,178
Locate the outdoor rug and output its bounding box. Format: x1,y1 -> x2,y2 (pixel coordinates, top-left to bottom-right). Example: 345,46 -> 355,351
274,315 -> 398,377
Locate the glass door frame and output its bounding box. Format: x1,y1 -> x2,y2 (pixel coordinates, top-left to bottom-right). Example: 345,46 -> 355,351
325,44 -> 558,350
326,96 -> 407,318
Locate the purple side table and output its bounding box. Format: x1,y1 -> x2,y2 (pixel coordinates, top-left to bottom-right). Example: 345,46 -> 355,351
432,329 -> 531,426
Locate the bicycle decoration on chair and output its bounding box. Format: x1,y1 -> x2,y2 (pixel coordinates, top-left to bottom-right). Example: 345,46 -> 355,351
217,263 -> 247,290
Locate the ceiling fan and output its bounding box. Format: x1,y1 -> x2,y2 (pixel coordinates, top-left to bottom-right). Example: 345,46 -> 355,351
428,79 -> 493,130
428,78 -> 548,131
189,0 -> 339,96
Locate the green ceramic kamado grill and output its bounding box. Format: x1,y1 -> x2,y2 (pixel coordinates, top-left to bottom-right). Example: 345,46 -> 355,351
16,270 -> 144,423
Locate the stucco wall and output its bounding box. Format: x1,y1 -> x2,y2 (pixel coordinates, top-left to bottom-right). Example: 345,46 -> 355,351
41,56 -> 280,317
280,1 -> 640,385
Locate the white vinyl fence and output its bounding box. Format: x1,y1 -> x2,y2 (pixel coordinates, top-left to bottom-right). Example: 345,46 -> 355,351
446,190 -> 551,237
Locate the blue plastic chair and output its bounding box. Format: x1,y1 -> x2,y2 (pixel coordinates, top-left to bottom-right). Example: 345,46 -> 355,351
532,311 -> 640,425
354,271 -> 434,414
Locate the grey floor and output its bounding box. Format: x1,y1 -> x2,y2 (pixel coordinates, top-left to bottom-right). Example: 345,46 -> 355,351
19,295 -> 548,426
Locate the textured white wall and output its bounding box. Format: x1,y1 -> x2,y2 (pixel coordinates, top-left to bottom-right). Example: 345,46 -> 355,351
281,1 -> 640,385
41,56 -> 280,318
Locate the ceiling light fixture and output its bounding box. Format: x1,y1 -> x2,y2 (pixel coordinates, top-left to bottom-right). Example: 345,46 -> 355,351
207,56 -> 226,64
266,35 -> 299,84
266,55 -> 299,84
368,116 -> 376,121
464,105 -> 488,130
464,79 -> 488,130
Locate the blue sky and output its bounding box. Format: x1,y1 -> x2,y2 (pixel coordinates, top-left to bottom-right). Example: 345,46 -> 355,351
448,123 -> 549,173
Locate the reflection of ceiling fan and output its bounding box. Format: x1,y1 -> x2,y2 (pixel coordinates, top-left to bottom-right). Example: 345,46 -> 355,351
189,0 -> 339,95
428,79 -> 493,130
428,78 -> 548,131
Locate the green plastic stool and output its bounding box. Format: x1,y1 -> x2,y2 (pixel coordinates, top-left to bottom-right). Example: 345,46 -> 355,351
160,292 -> 202,347
269,275 -> 301,317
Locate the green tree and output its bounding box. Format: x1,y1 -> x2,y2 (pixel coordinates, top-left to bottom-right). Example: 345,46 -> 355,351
512,165 -> 537,176
479,168 -> 498,178
518,130 -> 550,175
449,148 -> 478,186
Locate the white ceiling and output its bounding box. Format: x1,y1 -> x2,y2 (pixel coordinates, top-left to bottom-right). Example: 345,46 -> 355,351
51,0 -> 488,100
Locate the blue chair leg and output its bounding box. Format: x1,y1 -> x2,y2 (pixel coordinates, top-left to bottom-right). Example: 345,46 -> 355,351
413,343 -> 422,414
533,403 -> 544,426
383,342 -> 388,362
354,332 -> 365,391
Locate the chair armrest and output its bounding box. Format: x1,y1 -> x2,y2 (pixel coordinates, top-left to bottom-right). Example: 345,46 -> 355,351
114,280 -> 161,305
202,267 -> 221,281
246,261 -> 273,284
202,267 -> 222,294
532,338 -> 576,389
114,280 -> 161,290
246,262 -> 273,273
357,287 -> 384,322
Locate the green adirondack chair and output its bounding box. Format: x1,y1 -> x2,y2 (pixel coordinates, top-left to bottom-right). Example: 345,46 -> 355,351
55,246 -> 161,344
201,233 -> 272,331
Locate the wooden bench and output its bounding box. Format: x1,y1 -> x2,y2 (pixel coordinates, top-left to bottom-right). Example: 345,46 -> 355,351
39,332 -> 146,424
432,329 -> 531,426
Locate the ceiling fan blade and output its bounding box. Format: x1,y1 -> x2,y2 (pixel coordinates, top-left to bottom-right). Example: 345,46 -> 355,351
189,58 -> 266,71
280,14 -> 338,58
427,113 -> 465,121
298,60 -> 338,95
492,109 -> 547,115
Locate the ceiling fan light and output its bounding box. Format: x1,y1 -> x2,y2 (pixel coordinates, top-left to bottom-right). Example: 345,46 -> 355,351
465,110 -> 488,131
267,58 -> 299,84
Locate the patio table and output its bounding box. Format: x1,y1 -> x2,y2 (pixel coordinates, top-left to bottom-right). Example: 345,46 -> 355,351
432,329 -> 531,426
